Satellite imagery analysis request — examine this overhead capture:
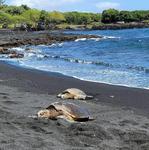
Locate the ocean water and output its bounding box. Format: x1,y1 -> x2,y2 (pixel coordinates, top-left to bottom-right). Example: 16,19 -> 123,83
1,28 -> 149,89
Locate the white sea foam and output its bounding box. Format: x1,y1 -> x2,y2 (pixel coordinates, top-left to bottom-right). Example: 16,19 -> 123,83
75,38 -> 87,42
10,47 -> 25,52
102,36 -> 121,39
37,54 -> 45,59
75,37 -> 102,42
24,53 -> 36,58
58,43 -> 64,47
0,54 -> 9,59
49,43 -> 64,47
75,36 -> 120,42
90,38 -> 101,41
49,43 -> 57,47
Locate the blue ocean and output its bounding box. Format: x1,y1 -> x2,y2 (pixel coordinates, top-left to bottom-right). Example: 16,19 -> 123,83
2,28 -> 149,89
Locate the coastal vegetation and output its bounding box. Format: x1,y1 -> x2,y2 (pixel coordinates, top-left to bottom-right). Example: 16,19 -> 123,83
0,3 -> 149,30
102,9 -> 149,23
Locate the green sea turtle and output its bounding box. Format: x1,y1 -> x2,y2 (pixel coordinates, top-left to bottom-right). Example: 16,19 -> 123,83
57,88 -> 93,100
37,102 -> 93,122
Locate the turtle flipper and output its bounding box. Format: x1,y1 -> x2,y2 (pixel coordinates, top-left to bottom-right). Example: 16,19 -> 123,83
86,95 -> 93,99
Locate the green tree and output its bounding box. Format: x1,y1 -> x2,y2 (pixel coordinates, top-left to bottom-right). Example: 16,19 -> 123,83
39,10 -> 48,23
90,13 -> 101,22
4,6 -> 25,15
119,11 -> 133,22
101,9 -> 120,23
48,11 -> 65,24
11,15 -> 26,24
64,12 -> 99,25
64,12 -> 77,24
0,11 -> 12,24
131,11 -> 146,22
22,9 -> 40,25
21,5 -> 30,10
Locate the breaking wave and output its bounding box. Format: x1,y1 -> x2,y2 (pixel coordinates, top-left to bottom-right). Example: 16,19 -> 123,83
74,36 -> 120,42
45,55 -> 149,73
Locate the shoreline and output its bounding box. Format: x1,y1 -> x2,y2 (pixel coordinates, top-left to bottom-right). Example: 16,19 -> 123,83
0,30 -> 102,58
56,22 -> 149,31
1,60 -> 149,117
1,30 -> 149,149
0,29 -> 149,116
1,60 -> 149,149
8,59 -> 149,90
91,22 -> 149,30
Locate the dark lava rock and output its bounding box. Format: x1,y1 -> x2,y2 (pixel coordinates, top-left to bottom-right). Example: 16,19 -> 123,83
0,47 -> 9,54
9,53 -> 24,58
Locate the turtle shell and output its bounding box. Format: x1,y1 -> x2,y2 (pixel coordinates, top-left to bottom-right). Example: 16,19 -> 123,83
50,102 -> 91,121
64,88 -> 86,96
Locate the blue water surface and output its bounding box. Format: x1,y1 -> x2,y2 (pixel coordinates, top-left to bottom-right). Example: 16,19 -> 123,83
2,28 -> 149,89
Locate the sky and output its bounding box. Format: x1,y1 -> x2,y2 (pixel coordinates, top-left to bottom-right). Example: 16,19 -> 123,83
6,0 -> 149,12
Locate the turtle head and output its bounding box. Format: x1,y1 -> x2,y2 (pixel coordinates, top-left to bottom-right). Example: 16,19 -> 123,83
57,92 -> 74,99
37,109 -> 50,118
57,93 -> 62,98
37,107 -> 63,119
57,90 -> 74,99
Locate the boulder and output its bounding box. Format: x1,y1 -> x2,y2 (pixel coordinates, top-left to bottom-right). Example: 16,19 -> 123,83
9,53 -> 24,58
0,47 -> 9,54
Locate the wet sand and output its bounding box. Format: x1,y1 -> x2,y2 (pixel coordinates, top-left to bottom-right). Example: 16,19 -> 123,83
0,61 -> 149,150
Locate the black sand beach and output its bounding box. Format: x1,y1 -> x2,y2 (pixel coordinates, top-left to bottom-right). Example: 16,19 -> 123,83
1,62 -> 149,150
0,31 -> 149,149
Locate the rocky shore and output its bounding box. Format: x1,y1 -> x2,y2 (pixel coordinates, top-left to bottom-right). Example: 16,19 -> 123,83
0,30 -> 99,49
92,22 -> 149,30
0,30 -> 102,58
59,22 -> 149,31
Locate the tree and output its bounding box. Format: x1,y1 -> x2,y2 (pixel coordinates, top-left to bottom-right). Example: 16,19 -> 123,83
48,11 -> 65,24
39,10 -> 48,23
4,6 -> 25,15
80,13 -> 92,24
64,12 -> 99,25
131,11 -> 146,22
21,5 -> 30,10
101,9 -> 120,23
22,9 -> 40,25
11,15 -> 26,24
90,13 -> 101,22
119,11 -> 133,22
0,11 -> 12,24
64,12 -> 77,24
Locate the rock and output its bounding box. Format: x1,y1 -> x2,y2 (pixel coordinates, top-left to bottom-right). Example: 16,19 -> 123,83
0,47 -> 9,54
140,143 -> 149,150
9,53 -> 24,58
25,48 -> 32,51
0,47 -> 4,53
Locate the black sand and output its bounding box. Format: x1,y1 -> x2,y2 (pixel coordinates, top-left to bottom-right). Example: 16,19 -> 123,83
0,31 -> 149,149
0,62 -> 149,150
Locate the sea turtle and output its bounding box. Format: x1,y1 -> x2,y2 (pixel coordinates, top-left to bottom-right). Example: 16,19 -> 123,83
57,88 -> 93,100
37,102 -> 93,122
